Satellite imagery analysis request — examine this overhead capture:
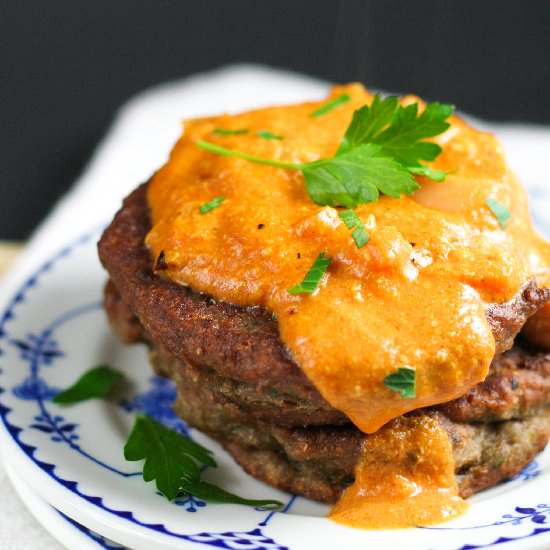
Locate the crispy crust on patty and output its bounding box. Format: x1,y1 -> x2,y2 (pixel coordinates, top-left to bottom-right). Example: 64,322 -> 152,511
150,345 -> 550,503
98,183 -> 550,424
106,286 -> 550,428
98,183 -> 550,503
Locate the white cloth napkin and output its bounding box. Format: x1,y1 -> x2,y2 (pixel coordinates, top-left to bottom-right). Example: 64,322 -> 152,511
1,64 -> 550,550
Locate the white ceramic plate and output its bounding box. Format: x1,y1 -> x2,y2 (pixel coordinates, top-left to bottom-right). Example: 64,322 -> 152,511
0,201 -> 549,549
4,460 -> 126,550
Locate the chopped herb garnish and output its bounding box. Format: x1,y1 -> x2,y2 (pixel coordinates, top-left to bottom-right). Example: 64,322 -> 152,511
257,130 -> 284,140
486,198 -> 511,229
213,128 -> 249,136
408,165 -> 447,182
288,252 -> 331,295
337,96 -> 453,164
310,93 -> 351,118
384,367 -> 416,399
53,366 -> 124,405
124,415 -> 282,508
199,195 -> 225,214
197,94 -> 454,209
338,209 -> 370,248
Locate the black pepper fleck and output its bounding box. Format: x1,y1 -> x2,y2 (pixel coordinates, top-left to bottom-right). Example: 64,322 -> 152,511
257,223 -> 265,229
155,250 -> 168,270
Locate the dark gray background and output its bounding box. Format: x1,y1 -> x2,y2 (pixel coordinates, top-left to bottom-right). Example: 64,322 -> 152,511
2,0 -> 549,239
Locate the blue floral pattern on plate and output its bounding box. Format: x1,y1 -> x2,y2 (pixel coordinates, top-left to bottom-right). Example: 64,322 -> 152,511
0,179 -> 548,549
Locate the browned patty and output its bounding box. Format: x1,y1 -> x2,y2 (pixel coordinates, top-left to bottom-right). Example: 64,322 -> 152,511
106,280 -> 550,428
98,183 -> 550,503
98,183 -> 550,426
151,343 -> 550,503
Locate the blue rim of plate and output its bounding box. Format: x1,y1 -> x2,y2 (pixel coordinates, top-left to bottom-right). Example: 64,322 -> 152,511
0,213 -> 548,549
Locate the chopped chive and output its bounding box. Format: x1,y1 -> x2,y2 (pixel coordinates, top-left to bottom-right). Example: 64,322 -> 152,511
288,252 -> 331,295
256,130 -> 284,140
197,140 -> 303,170
384,367 -> 416,399
408,166 -> 447,182
213,128 -> 249,136
486,198 -> 511,229
310,93 -> 351,118
199,196 -> 225,214
338,209 -> 370,248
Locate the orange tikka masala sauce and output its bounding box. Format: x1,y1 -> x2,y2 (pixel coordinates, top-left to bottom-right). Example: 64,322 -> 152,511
145,84 -> 550,528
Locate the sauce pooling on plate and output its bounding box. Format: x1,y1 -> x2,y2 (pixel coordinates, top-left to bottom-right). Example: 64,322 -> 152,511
330,415 -> 467,528
145,84 -> 550,528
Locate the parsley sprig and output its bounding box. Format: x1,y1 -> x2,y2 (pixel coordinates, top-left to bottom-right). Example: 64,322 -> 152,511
125,415 -> 282,508
197,94 -> 454,209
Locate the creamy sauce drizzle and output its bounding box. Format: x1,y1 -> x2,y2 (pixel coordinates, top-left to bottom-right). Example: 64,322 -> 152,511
145,84 -> 550,528
330,415 -> 467,528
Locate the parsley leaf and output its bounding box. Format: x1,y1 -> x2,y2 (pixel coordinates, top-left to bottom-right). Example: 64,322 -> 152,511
303,144 -> 418,208
197,94 -> 454,209
124,415 -> 282,508
310,93 -> 351,118
338,209 -> 370,248
199,196 -> 225,214
338,95 -> 399,154
53,366 -> 124,405
338,96 -> 454,167
213,128 -> 249,136
257,130 -> 284,140
384,367 -> 416,399
486,198 -> 511,229
288,252 -> 331,294
374,101 -> 454,166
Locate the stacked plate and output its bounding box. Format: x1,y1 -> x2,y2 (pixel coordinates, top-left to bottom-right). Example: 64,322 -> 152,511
1,68 -> 550,549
